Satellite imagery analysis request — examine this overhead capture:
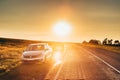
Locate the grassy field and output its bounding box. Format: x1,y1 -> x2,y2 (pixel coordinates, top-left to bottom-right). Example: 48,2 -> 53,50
0,46 -> 23,75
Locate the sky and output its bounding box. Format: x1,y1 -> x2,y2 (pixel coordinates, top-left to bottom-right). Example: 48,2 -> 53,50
0,0 -> 120,42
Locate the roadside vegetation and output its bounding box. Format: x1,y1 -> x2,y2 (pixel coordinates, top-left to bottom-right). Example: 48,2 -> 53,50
82,38 -> 120,54
0,45 -> 24,75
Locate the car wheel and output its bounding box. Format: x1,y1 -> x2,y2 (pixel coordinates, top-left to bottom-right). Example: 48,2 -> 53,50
42,56 -> 47,63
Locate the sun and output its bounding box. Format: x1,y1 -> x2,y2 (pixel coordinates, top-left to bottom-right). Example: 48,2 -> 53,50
53,21 -> 71,37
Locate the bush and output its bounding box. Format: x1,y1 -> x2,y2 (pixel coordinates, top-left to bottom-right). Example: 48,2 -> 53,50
89,39 -> 101,45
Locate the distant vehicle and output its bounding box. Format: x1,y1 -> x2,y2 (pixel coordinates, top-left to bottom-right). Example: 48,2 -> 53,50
21,43 -> 52,63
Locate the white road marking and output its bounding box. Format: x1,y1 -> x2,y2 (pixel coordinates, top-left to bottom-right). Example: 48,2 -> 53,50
82,47 -> 120,74
53,48 -> 68,80
53,62 -> 64,80
45,47 -> 68,80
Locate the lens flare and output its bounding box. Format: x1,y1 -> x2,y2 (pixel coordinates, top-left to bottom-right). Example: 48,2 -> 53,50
53,51 -> 62,66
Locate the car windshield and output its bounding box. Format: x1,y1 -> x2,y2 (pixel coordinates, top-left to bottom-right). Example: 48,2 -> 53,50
26,45 -> 45,51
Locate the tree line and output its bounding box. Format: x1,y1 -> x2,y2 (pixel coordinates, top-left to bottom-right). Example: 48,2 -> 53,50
83,38 -> 120,46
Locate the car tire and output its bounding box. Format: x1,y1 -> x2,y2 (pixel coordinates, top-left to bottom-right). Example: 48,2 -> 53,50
42,56 -> 47,63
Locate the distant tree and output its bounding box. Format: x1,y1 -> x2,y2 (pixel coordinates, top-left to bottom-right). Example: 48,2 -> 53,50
108,39 -> 113,45
114,40 -> 119,45
82,40 -> 88,44
102,38 -> 108,45
89,39 -> 101,45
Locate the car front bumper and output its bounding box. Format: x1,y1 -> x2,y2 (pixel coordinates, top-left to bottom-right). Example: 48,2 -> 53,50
21,57 -> 44,62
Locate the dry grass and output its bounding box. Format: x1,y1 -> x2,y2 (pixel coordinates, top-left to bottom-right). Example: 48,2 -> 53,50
82,44 -> 120,53
0,45 -> 25,76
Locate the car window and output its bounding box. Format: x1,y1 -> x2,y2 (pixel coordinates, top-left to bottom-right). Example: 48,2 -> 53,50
26,45 -> 45,51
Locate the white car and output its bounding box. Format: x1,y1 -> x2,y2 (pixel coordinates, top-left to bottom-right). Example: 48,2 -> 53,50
21,43 -> 52,63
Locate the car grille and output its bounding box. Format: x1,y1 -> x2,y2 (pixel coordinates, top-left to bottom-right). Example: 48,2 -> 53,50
24,54 -> 42,58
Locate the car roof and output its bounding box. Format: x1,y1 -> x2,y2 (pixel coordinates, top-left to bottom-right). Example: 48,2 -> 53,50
29,43 -> 48,46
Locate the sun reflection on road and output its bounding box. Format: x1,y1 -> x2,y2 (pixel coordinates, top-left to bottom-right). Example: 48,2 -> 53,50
54,60 -> 62,66
53,51 -> 62,66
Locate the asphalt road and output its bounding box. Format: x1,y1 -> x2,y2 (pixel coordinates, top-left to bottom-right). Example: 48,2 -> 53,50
1,44 -> 120,80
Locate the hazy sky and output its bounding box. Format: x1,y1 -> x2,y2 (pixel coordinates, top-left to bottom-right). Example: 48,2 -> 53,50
0,0 -> 120,42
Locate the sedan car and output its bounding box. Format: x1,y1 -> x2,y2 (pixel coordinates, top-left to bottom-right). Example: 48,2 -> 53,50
21,43 -> 52,63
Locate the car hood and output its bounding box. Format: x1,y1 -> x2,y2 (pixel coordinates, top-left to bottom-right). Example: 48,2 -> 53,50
23,50 -> 45,56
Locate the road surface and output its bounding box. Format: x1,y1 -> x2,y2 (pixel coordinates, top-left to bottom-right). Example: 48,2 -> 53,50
0,44 -> 120,80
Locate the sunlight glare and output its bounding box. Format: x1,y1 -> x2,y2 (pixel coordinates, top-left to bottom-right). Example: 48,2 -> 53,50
53,21 -> 71,37
53,51 -> 62,66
